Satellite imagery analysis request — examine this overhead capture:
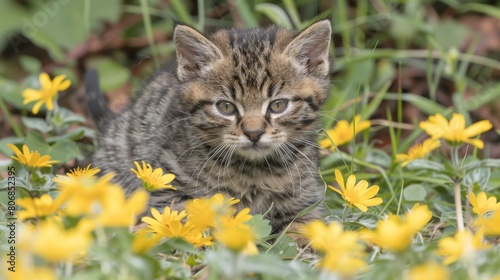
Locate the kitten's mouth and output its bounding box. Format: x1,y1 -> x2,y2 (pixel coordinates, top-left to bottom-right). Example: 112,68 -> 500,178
236,142 -> 275,158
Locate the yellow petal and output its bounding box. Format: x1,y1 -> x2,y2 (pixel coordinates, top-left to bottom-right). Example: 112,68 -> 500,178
362,185 -> 380,199
449,113 -> 466,131
53,75 -> 70,91
464,120 -> 492,138
464,138 -> 484,149
334,169 -> 346,193
151,208 -> 163,222
353,203 -> 368,212
32,101 -> 45,114
468,192 -> 478,210
45,98 -> 54,111
346,175 -> 357,190
361,197 -> 383,207
22,88 -> 42,103
328,185 -> 343,196
39,73 -> 51,90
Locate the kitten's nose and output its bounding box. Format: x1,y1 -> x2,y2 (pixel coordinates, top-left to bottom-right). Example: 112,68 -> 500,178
243,129 -> 264,143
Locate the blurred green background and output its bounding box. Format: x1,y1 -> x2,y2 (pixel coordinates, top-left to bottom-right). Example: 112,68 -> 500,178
0,0 -> 499,157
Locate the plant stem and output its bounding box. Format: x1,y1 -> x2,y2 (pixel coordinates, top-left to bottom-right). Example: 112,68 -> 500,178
454,180 -> 465,231
139,0 -> 160,68
465,184 -> 473,229
450,147 -> 464,231
0,97 -> 24,138
342,205 -> 349,223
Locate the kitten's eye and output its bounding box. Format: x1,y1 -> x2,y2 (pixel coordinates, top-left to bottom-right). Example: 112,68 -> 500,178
268,99 -> 289,114
216,100 -> 237,115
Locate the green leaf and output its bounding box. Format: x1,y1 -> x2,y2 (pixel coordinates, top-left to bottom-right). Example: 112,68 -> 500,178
36,0 -> 122,50
27,30 -> 65,62
25,130 -> 49,154
364,148 -> 392,168
152,237 -> 199,255
386,93 -> 447,115
87,57 -> 130,91
19,55 -> 42,74
403,184 -> 427,202
29,172 -> 52,189
406,159 -> 444,172
266,236 -> 298,259
234,0 -> 258,28
46,140 -> 82,163
462,83 -> 500,111
0,1 -> 28,50
0,78 -> 24,108
56,107 -> 86,124
46,127 -> 96,143
255,3 -> 292,29
433,19 -> 470,50
25,130 -> 82,163
246,214 -> 272,240
464,159 -> 500,171
21,117 -> 52,133
459,3 -> 500,18
346,59 -> 375,86
463,167 -> 491,189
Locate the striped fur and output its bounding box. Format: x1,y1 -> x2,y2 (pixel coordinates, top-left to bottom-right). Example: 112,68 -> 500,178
92,21 -> 332,230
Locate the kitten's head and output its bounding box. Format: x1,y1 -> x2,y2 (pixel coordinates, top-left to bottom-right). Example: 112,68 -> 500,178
174,21 -> 331,160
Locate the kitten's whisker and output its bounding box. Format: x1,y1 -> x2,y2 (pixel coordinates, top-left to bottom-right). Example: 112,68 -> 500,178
176,138 -> 219,162
207,142 -> 232,194
221,144 -> 237,192
318,113 -> 340,122
283,141 -> 318,186
290,137 -> 329,153
158,116 -> 192,130
187,142 -> 226,192
274,143 -> 295,196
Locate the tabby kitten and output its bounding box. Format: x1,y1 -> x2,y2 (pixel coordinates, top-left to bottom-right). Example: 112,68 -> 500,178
91,20 -> 332,231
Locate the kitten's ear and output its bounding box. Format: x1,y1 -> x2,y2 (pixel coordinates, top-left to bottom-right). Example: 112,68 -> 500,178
284,20 -> 331,76
174,25 -> 222,81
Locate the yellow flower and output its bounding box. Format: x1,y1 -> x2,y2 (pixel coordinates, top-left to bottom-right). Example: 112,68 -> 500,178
438,230 -> 489,265
27,219 -> 92,262
212,207 -> 257,254
396,138 -> 440,167
131,161 -> 176,191
419,113 -> 492,149
66,164 -> 101,179
16,193 -> 63,220
142,206 -> 212,247
96,187 -> 148,227
53,173 -> 118,216
301,220 -> 363,252
320,249 -> 366,276
7,144 -> 59,170
301,220 -> 366,276
319,115 -> 371,150
142,207 -> 187,235
218,207 -> 252,229
467,191 -> 500,216
405,203 -> 434,233
361,203 -> 432,252
185,193 -> 240,230
213,226 -> 257,254
329,169 -> 382,212
4,254 -> 57,280
475,210 -> 500,235
406,262 -> 449,280
132,229 -> 162,254
22,73 -> 71,114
